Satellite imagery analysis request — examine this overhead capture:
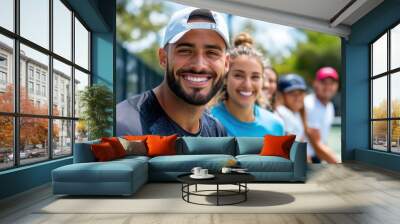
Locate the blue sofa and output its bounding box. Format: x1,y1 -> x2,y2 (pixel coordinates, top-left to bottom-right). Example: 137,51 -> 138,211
52,137 -> 306,196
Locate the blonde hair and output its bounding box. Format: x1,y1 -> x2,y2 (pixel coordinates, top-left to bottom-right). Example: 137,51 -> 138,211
233,32 -> 254,48
229,33 -> 264,67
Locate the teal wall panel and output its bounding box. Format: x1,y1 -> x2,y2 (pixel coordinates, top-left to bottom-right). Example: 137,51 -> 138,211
0,158 -> 72,199
344,0 -> 400,171
355,149 -> 400,172
342,43 -> 369,160
92,33 -> 114,87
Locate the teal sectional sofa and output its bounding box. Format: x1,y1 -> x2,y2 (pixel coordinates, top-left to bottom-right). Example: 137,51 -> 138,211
52,137 -> 307,196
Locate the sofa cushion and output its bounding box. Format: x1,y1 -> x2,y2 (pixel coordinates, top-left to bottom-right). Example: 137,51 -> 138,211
101,137 -> 127,158
114,155 -> 150,164
147,134 -> 178,157
52,158 -> 147,183
260,135 -> 296,159
148,154 -> 235,172
177,137 -> 235,155
118,138 -> 147,156
236,155 -> 293,172
235,137 -> 264,155
91,142 -> 118,161
73,139 -> 100,163
123,135 -> 149,141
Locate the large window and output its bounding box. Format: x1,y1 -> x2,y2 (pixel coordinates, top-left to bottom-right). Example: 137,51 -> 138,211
370,23 -> 400,154
0,0 -> 91,171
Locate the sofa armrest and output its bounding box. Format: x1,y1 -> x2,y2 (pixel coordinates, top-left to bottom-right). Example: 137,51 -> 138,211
73,140 -> 100,163
289,141 -> 307,181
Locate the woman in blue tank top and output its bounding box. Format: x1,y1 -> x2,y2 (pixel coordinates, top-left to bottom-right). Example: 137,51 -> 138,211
210,33 -> 284,137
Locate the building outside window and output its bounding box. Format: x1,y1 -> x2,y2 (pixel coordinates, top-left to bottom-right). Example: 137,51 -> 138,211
28,81 -> 34,94
41,85 -> 46,97
0,71 -> 6,84
35,83 -> 40,95
0,54 -> 7,90
41,73 -> 46,83
0,0 -> 91,170
35,70 -> 40,81
0,54 -> 7,67
28,66 -> 34,80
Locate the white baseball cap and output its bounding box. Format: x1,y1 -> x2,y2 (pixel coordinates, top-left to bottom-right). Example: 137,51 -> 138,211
161,7 -> 230,48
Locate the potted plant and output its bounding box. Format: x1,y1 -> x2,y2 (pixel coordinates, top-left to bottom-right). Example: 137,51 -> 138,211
79,84 -> 113,140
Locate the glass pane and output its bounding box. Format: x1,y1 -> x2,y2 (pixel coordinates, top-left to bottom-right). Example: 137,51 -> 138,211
372,77 -> 387,119
74,69 -> 89,118
53,59 -> 72,117
20,44 -> 49,115
0,116 -> 14,170
74,17 -> 89,70
75,120 -> 88,143
53,119 -> 72,157
20,0 -> 49,49
372,121 -> 388,151
0,0 -> 14,31
391,120 -> 400,153
0,35 -> 14,112
53,0 -> 72,60
20,117 -> 49,165
391,24 -> 400,70
372,33 -> 387,76
391,72 -> 400,118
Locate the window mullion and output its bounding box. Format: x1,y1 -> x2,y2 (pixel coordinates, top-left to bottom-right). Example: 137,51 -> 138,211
388,30 -> 391,153
71,11 -> 76,154
370,45 -> 373,149
13,0 -> 20,167
49,0 -> 53,160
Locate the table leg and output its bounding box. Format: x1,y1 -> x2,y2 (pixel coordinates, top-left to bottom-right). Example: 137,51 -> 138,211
217,184 -> 219,206
245,183 -> 247,201
187,184 -> 190,202
181,184 -> 183,199
195,184 -> 197,192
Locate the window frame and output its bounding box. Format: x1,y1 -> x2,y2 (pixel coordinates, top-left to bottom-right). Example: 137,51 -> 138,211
370,20 -> 400,154
0,0 -> 92,171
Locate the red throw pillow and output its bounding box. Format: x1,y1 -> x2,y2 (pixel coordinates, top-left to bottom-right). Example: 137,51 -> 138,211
259,135 -> 296,159
101,137 -> 126,158
146,134 -> 178,157
91,142 -> 117,161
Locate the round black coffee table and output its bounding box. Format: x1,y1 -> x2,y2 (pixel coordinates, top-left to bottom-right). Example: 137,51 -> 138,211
177,173 -> 255,206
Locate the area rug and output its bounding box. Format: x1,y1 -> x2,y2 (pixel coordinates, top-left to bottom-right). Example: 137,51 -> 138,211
37,183 -> 362,214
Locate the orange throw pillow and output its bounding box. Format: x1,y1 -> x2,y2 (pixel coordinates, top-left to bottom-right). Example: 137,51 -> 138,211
123,135 -> 148,141
259,135 -> 296,159
91,142 -> 117,161
146,134 -> 178,157
101,137 -> 126,158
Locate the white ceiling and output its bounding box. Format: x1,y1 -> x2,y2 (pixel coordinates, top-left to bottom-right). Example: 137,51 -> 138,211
170,0 -> 384,37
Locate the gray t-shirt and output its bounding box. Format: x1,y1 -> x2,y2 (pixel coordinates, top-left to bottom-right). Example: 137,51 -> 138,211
116,90 -> 227,137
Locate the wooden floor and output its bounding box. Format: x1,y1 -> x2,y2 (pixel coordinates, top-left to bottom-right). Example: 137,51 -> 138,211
1,162 -> 400,224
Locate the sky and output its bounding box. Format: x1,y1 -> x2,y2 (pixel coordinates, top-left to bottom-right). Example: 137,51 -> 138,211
371,29 -> 400,109
0,0 -> 89,73
123,0 -> 306,59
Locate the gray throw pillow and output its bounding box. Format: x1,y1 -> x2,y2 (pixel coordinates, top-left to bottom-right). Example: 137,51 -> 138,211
118,137 -> 147,156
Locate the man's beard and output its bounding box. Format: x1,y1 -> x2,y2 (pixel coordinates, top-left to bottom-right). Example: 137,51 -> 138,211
166,64 -> 224,106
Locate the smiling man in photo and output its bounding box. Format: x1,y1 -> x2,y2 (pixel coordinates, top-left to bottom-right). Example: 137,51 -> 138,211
117,7 -> 229,136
